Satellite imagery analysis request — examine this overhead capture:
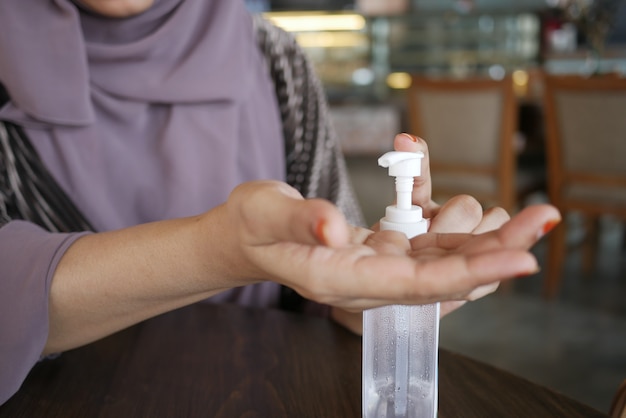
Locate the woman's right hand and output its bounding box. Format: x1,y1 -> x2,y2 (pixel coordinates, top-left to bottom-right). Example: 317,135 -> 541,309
221,180 -> 559,312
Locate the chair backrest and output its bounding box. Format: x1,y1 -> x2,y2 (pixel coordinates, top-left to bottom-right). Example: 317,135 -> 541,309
406,76 -> 518,212
542,74 -> 626,217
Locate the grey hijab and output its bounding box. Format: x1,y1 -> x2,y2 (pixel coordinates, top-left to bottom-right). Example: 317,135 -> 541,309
0,0 -> 364,232
0,0 -> 255,126
0,0 -> 287,231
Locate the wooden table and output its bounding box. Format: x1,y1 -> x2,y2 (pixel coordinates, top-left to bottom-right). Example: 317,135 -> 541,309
0,303 -> 607,417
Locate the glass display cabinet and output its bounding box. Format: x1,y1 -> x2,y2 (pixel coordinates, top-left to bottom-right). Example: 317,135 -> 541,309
263,9 -> 543,155
264,10 -> 542,102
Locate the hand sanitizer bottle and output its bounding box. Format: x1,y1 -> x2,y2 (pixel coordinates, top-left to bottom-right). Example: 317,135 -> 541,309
363,151 -> 440,418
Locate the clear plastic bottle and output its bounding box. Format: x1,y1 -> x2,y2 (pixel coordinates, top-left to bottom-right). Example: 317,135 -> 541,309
362,151 -> 440,418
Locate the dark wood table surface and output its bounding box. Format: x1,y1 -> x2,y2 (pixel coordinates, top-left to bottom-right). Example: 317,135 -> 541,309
0,303 -> 608,417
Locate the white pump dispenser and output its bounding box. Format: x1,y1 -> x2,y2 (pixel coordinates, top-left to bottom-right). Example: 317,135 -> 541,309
377,151 -> 428,237
363,151 -> 440,418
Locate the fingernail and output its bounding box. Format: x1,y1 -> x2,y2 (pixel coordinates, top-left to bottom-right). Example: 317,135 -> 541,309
315,220 -> 327,245
515,266 -> 541,278
538,219 -> 561,239
401,133 -> 419,142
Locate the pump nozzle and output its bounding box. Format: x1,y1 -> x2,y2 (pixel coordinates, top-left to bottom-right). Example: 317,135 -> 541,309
378,151 -> 424,211
378,151 -> 424,178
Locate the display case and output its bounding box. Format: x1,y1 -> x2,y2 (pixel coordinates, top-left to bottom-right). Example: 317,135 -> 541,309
264,10 -> 542,102
263,9 -> 543,155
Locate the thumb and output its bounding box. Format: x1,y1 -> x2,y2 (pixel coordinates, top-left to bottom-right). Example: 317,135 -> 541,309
392,133 -> 439,216
228,181 -> 350,248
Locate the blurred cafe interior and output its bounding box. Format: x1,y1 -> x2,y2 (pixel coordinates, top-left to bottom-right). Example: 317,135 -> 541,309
249,0 -> 626,413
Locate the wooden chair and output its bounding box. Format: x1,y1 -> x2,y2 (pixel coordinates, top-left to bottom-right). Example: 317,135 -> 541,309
406,76 -> 537,215
542,74 -> 626,298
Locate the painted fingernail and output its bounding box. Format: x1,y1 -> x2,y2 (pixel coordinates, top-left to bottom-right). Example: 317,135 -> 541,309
401,133 -> 419,142
315,220 -> 327,245
538,219 -> 561,239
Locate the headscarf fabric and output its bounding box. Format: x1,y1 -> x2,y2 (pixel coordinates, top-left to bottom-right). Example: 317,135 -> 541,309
0,0 -> 287,231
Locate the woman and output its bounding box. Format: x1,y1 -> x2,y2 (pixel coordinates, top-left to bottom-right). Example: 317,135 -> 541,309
0,0 -> 560,405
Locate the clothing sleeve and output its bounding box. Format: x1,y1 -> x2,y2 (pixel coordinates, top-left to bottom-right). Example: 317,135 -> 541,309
0,220 -> 88,405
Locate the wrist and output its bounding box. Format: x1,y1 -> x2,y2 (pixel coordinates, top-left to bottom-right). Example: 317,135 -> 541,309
192,204 -> 265,290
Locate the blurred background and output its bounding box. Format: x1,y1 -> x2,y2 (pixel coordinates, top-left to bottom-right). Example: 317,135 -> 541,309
246,0 -> 626,414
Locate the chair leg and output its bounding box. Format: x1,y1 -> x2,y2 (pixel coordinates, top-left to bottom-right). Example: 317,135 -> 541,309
543,221 -> 567,299
582,215 -> 599,276
610,379 -> 626,418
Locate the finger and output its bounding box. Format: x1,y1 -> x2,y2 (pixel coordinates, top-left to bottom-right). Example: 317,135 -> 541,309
457,204 -> 561,255
440,282 -> 500,317
410,232 -> 473,252
472,206 -> 510,234
465,282 -> 500,301
317,248 -> 537,308
411,204 -> 559,253
330,307 -> 363,335
396,250 -> 535,303
440,300 -> 467,317
392,133 -> 440,217
364,230 -> 411,256
411,203 -> 559,253
349,225 -> 375,245
428,194 -> 483,233
229,181 -> 350,248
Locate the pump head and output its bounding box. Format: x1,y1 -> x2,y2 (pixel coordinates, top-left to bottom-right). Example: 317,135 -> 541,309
378,151 -> 424,178
377,151 -> 428,238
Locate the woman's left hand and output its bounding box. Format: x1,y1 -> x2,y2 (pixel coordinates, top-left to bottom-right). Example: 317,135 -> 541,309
330,194 -> 512,334
394,133 -> 513,315
330,133 -> 532,333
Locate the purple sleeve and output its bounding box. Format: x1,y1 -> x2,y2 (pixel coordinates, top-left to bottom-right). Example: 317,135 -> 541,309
0,221 -> 88,405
